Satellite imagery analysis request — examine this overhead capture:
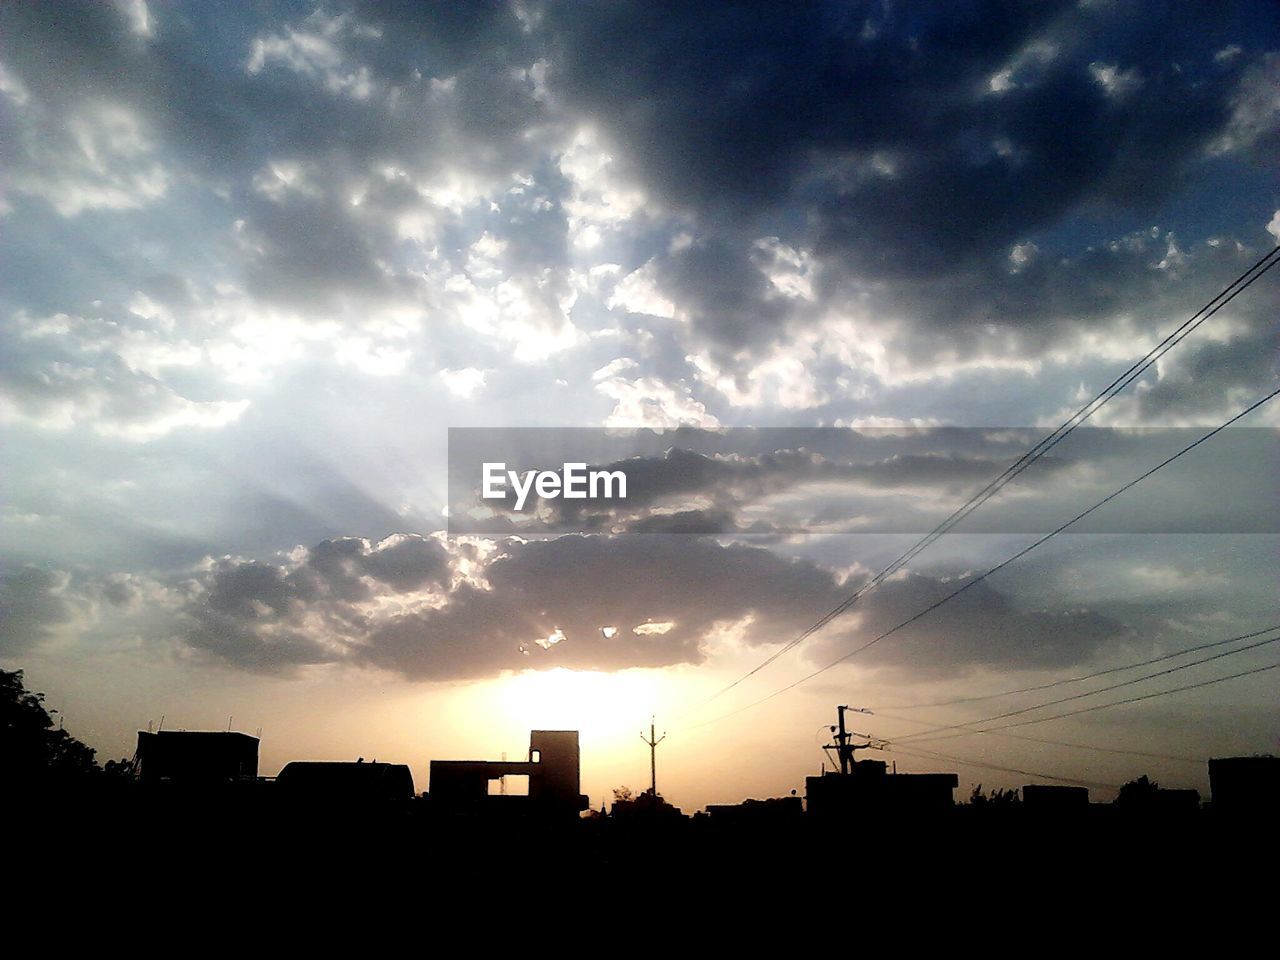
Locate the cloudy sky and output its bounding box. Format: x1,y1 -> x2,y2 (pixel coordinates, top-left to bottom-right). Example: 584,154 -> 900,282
1,0 -> 1277,809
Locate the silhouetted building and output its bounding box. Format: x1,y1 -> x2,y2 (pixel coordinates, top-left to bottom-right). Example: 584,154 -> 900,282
1022,784 -> 1090,811
276,761 -> 415,801
429,730 -> 588,817
705,796 -> 802,822
135,731 -> 258,784
1115,775 -> 1200,814
1209,756 -> 1280,814
806,759 -> 958,817
1153,788 -> 1201,813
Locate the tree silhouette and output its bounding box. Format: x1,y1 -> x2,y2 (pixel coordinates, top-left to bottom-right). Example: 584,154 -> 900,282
1115,775 -> 1160,809
103,756 -> 137,780
1,668 -> 99,783
968,784 -> 1020,808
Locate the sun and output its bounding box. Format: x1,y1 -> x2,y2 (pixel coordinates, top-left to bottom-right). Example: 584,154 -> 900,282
497,667 -> 665,738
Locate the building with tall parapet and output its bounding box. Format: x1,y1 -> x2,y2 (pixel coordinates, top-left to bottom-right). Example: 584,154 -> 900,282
428,730 -> 589,818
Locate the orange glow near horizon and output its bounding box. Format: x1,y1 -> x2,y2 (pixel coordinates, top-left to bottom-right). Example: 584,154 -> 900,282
432,664 -> 739,809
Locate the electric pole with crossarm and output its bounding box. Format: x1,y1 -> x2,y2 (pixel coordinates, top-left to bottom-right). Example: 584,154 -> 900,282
641,715 -> 665,796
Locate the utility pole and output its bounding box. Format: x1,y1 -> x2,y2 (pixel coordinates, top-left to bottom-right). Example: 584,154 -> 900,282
640,715 -> 666,796
828,704 -> 875,774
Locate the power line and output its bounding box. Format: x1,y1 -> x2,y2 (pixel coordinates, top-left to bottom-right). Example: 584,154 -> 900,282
891,629 -> 1280,742
962,731 -> 1201,764
685,386 -> 1280,729
860,626 -> 1280,759
886,743 -> 1123,790
872,711 -> 1206,763
701,244 -> 1280,706
867,624 -> 1280,711
907,661 -> 1280,741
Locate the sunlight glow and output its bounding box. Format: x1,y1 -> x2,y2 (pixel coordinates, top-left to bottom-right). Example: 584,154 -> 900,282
498,667 -> 663,735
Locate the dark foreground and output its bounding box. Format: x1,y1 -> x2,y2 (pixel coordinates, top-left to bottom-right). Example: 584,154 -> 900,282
11,787 -> 1275,935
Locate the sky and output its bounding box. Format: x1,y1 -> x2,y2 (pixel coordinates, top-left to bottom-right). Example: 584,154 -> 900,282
1,0 -> 1277,811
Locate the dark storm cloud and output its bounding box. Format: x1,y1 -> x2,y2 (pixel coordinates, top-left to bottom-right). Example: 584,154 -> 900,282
0,566 -> 77,656
554,445 -> 1055,531
2,0 -> 1276,703
0,1 -> 543,184
160,533 -> 854,677
93,573 -> 147,609
220,534 -> 856,678
237,183 -> 414,312
805,571 -> 1130,677
1133,322 -> 1280,421
3,0 -> 1274,388
356,534 -> 453,591
156,530 -> 1193,682
180,534 -> 449,673
0,2 -> 255,189
533,0 -> 1278,380
540,1 -> 1262,253
0,0 -> 558,323
654,238 -> 793,350
624,508 -> 758,535
541,1 -> 1066,222
877,228 -> 1278,368
8,527 -> 1265,684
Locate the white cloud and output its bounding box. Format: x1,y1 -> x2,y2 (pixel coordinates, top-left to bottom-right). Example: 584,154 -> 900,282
559,126 -> 648,248
246,11 -> 378,100
439,367 -> 487,399
3,311 -> 253,440
333,335 -> 411,376
591,357 -> 638,382
633,621 -> 674,636
111,0 -> 153,39
0,60 -> 30,106
752,238 -> 816,301
0,357 -> 249,441
444,231 -> 582,361
1209,52 -> 1280,156
984,40 -> 1058,95
1008,241 -> 1039,272
7,102 -> 168,216
252,159 -> 323,202
608,260 -> 678,319
594,374 -> 720,429
1088,62 -> 1143,99
688,349 -> 828,411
